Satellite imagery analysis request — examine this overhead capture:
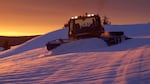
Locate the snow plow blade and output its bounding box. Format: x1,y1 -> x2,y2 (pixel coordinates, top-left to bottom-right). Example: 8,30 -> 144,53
46,39 -> 70,51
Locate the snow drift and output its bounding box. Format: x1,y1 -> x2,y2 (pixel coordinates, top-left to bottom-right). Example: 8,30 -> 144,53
0,23 -> 150,84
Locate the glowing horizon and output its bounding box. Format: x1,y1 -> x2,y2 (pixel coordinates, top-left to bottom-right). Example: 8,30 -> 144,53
0,31 -> 42,36
0,25 -> 62,36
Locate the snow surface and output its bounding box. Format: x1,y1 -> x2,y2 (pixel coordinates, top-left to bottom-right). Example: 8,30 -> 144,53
0,47 -> 4,51
0,23 -> 150,84
52,38 -> 107,55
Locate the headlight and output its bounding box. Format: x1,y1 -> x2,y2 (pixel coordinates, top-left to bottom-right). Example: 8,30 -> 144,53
71,17 -> 75,19
87,14 -> 94,17
74,16 -> 78,19
87,14 -> 91,17
71,16 -> 78,19
91,14 -> 94,16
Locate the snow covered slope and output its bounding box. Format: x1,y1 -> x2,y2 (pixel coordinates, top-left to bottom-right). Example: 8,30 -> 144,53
0,47 -> 4,51
0,28 -> 68,58
0,23 -> 150,84
104,23 -> 150,38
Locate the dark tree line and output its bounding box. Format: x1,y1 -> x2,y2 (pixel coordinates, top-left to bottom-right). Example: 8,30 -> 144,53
3,40 -> 10,50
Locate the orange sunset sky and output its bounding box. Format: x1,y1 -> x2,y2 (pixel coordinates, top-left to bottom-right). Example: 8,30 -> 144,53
0,0 -> 150,36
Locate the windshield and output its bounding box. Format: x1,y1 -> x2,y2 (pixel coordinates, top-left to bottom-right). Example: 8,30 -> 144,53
75,17 -> 96,28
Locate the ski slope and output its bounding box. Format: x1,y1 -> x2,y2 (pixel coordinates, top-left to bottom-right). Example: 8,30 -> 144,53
0,23 -> 150,84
